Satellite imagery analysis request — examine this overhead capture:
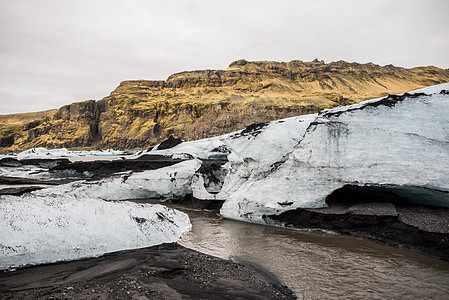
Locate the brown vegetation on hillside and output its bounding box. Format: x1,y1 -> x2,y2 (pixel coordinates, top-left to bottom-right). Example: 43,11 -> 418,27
2,59 -> 449,151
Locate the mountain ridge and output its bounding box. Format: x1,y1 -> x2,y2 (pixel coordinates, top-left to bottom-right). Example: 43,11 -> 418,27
1,59 -> 449,151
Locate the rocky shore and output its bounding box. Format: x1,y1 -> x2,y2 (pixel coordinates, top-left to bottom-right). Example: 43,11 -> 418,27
266,186 -> 449,261
0,243 -> 296,300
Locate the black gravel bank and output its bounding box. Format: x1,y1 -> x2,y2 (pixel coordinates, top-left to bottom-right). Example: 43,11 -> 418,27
265,185 -> 449,261
0,243 -> 296,300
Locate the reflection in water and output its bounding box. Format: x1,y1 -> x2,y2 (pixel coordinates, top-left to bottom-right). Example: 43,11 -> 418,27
140,201 -> 449,299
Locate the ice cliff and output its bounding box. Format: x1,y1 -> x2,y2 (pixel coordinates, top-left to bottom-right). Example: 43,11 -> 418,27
145,83 -> 449,223
220,83 -> 449,222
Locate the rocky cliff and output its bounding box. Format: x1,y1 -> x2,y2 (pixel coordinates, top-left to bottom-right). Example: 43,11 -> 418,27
2,59 -> 449,151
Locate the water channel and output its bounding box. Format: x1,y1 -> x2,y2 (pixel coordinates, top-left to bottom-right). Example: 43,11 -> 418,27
157,203 -> 449,299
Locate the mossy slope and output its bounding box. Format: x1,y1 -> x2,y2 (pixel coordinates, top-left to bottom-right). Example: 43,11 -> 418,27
2,59 -> 449,151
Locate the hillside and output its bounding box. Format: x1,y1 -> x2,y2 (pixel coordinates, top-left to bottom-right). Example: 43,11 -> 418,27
1,59 -> 449,151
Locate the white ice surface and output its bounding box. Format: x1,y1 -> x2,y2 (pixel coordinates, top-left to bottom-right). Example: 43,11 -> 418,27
150,135 -> 231,159
0,160 -> 202,269
0,198 -> 190,270
220,83 -> 449,222
215,115 -> 317,200
29,159 -> 202,201
141,85 -> 449,223
15,148 -> 126,159
0,165 -> 55,179
146,115 -> 316,201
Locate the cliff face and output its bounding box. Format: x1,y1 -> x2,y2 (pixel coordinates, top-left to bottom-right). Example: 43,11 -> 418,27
2,59 -> 449,151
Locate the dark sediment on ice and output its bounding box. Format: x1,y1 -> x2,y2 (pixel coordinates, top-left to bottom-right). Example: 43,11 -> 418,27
0,156 -> 229,199
49,156 -> 186,178
0,243 -> 296,300
0,176 -> 71,186
0,176 -> 75,196
156,135 -> 184,150
0,186 -> 46,196
0,157 -> 71,168
0,155 -> 187,179
320,92 -> 431,118
169,158 -> 228,212
265,185 -> 449,260
173,194 -> 225,213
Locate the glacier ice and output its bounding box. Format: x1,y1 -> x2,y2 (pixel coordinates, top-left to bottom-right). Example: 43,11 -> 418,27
220,83 -> 449,222
147,115 -> 317,202
143,84 -> 449,223
0,147 -> 130,180
29,159 -> 202,201
3,83 -> 449,268
0,197 -> 191,270
0,160 -> 202,269
15,147 -> 126,159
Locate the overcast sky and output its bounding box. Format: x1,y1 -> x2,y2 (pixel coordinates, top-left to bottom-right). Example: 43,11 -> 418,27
1,0 -> 448,115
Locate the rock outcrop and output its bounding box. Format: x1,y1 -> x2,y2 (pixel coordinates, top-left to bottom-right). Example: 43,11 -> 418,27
1,59 -> 449,151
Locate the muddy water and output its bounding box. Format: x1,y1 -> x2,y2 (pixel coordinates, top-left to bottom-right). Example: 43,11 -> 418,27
161,204 -> 449,299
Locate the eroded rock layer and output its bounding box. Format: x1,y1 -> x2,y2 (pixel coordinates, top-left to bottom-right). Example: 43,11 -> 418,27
1,59 -> 449,151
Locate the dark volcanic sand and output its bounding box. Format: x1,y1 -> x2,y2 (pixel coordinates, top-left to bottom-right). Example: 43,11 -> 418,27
267,200 -> 449,261
0,243 -> 296,300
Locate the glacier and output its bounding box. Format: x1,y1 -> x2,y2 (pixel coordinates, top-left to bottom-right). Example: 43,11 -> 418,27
220,83 -> 449,222
143,83 -> 449,223
0,160 -> 201,269
0,197 -> 191,270
27,159 -> 202,201
15,147 -> 126,160
2,83 -> 449,269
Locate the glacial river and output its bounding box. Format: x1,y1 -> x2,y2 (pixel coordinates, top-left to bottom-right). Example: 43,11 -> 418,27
160,204 -> 449,299
3,150 -> 449,299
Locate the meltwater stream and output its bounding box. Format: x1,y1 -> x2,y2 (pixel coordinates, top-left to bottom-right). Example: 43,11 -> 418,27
157,203 -> 449,299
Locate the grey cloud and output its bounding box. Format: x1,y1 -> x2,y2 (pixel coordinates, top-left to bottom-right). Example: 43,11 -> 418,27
1,0 -> 448,114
